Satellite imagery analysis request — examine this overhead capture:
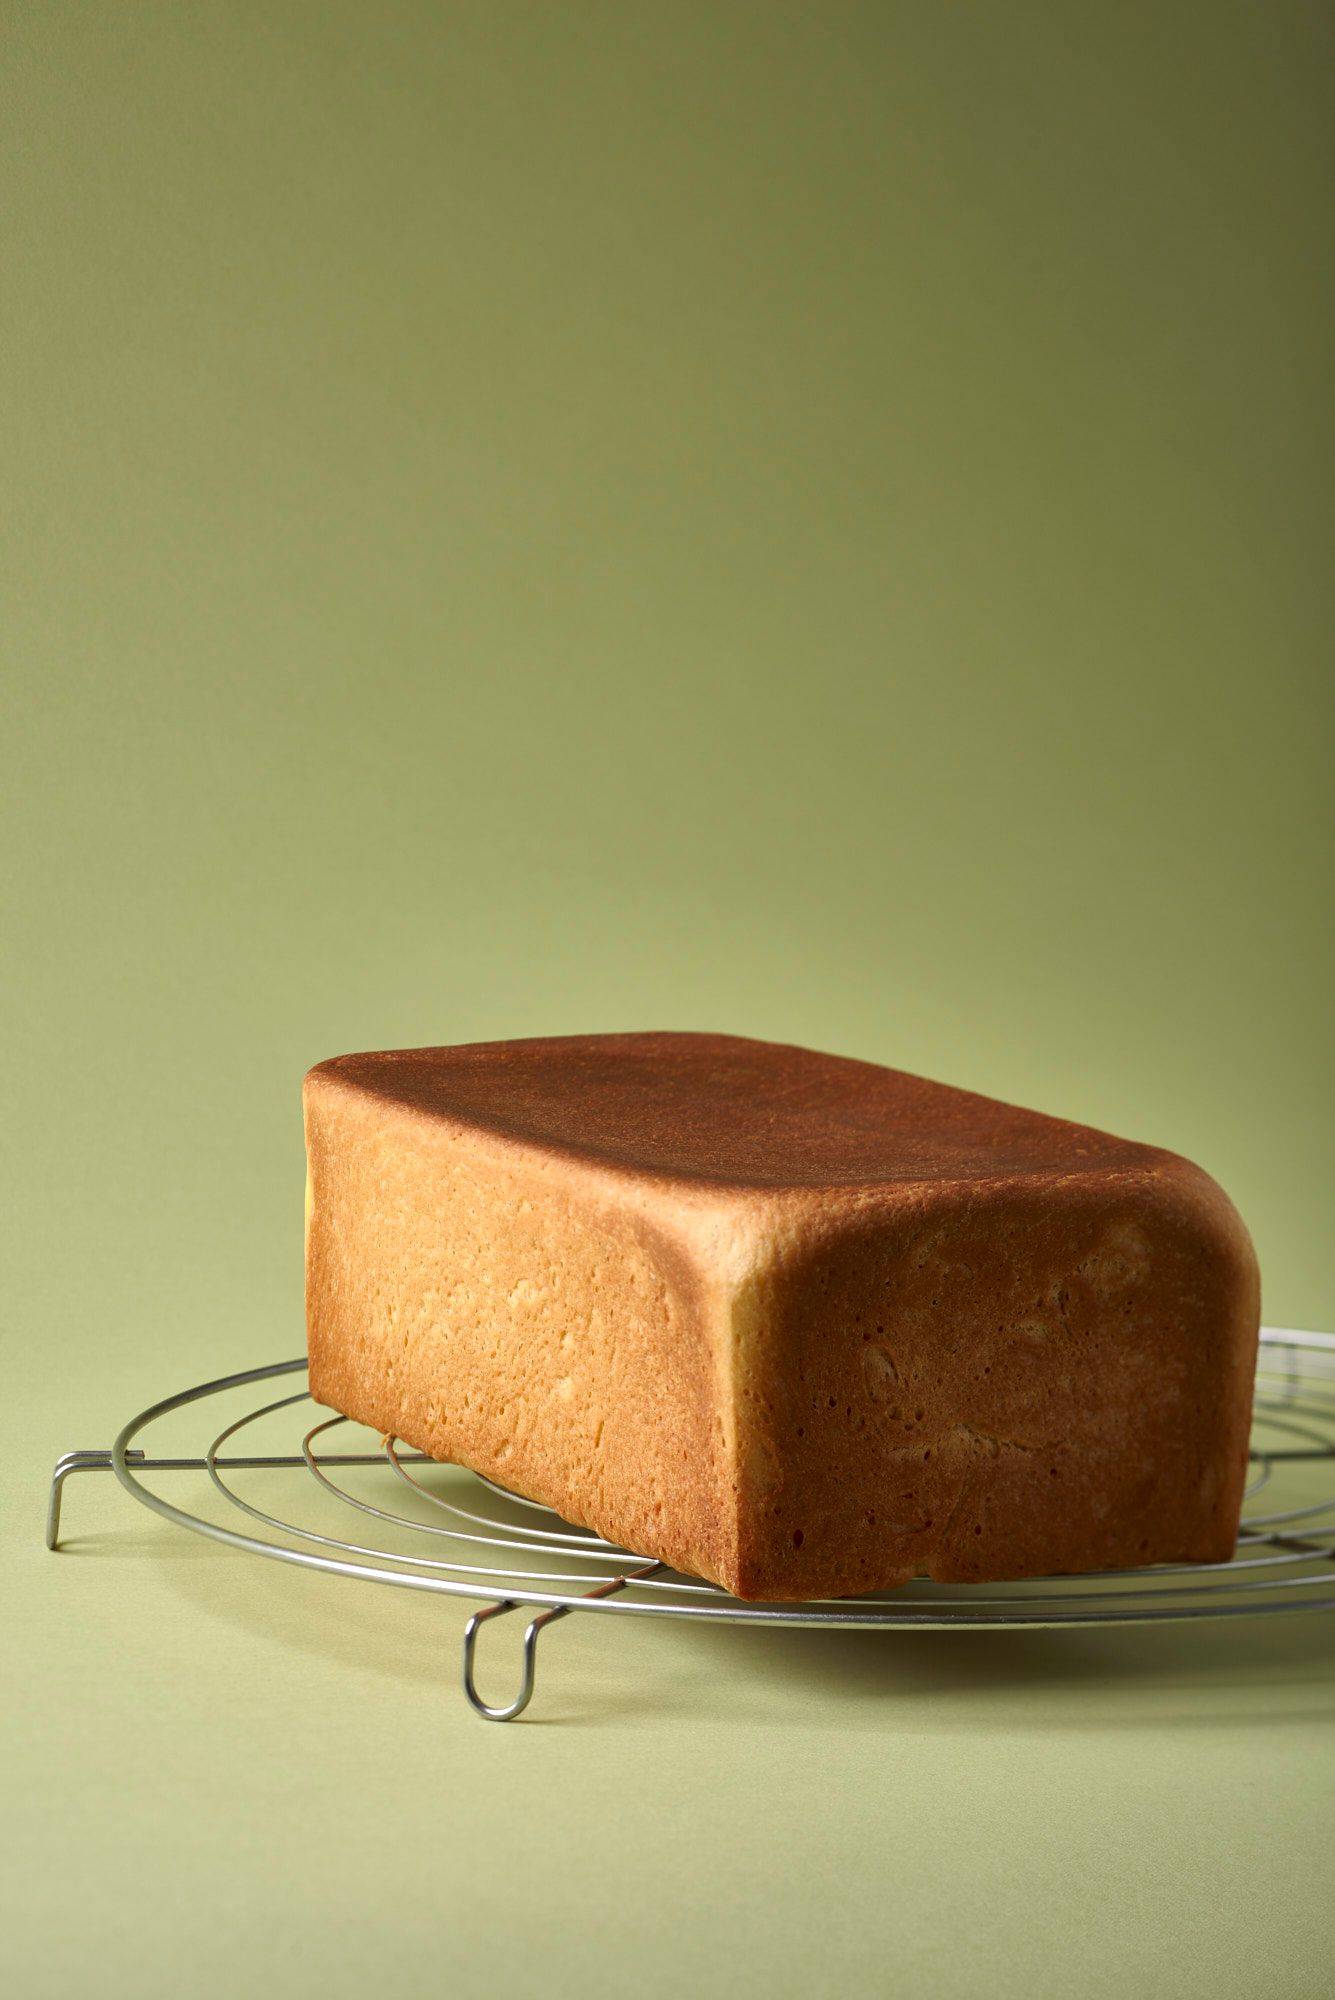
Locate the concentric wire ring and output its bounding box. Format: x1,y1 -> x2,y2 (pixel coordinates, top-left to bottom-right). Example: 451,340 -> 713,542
103,1327 -> 1335,1629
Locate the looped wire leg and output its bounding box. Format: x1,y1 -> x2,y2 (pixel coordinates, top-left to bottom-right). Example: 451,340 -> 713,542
461,1562 -> 665,1722
461,1600 -> 559,1721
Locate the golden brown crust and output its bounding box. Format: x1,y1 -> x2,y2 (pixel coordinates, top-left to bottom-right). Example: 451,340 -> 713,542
732,1160 -> 1258,1598
304,1062 -> 739,1585
310,1031 -> 1172,1190
303,1033 -> 1260,1600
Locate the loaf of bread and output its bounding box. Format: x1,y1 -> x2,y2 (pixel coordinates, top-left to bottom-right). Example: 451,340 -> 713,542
303,1032 -> 1259,1600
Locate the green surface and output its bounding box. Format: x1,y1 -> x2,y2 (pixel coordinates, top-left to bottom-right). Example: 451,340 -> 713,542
3,4 -> 1332,1996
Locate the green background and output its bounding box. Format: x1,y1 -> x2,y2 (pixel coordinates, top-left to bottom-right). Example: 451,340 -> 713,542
4,4 -> 1332,1996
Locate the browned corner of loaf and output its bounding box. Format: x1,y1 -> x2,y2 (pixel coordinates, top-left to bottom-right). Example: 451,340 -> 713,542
725,1156 -> 1260,1602
1139,1151 -> 1261,1554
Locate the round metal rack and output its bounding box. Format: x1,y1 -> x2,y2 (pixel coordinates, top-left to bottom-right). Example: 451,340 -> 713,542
47,1326 -> 1335,1720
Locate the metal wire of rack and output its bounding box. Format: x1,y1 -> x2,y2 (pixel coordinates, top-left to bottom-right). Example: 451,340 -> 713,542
47,1326 -> 1335,1720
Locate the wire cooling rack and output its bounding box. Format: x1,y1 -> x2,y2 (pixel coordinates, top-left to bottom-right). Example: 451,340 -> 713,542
47,1326 -> 1335,1720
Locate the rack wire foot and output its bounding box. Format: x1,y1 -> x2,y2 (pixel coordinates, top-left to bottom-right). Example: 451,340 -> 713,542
47,1440 -> 430,1551
462,1563 -> 665,1721
47,1450 -> 147,1550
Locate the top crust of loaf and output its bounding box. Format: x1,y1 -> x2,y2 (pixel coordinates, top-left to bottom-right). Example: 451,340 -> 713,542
307,1031 -> 1174,1194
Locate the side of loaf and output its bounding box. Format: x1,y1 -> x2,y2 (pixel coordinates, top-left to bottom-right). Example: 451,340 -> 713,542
739,1166 -> 1258,1597
304,1062 -> 744,1587
303,1034 -> 1260,1601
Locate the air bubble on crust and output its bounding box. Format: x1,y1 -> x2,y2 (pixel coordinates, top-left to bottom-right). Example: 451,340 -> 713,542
863,1344 -> 899,1397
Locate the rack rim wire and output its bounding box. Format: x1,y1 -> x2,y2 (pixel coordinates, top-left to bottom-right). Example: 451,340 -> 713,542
47,1326 -> 1335,1719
